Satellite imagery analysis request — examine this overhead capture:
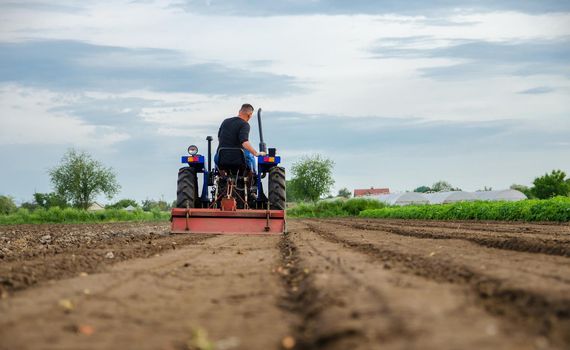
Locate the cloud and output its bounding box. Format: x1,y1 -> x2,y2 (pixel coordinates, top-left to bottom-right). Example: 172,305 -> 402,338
518,86 -> 555,94
170,0 -> 570,16
0,86 -> 130,146
0,40 -> 302,95
48,95 -> 165,128
256,111 -> 570,158
370,37 -> 570,79
0,1 -> 85,14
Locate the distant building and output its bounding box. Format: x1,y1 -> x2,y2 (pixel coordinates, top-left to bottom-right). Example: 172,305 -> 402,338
354,187 -> 390,197
88,202 -> 105,211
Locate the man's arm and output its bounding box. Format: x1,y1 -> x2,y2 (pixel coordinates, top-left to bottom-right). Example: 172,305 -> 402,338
239,123 -> 266,156
241,141 -> 266,157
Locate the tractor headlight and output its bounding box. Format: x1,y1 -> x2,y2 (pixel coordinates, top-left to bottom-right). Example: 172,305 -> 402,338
187,145 -> 198,155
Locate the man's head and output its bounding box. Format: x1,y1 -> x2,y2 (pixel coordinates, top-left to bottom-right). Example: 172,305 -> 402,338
238,103 -> 254,121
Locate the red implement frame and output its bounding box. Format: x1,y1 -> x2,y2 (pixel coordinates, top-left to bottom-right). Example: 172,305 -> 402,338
170,208 -> 286,235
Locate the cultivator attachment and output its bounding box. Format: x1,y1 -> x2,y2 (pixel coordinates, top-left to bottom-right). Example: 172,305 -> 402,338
170,208 -> 285,235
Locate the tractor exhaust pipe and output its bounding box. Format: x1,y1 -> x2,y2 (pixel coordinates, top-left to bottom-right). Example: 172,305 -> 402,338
206,136 -> 214,186
206,136 -> 213,173
257,108 -> 267,153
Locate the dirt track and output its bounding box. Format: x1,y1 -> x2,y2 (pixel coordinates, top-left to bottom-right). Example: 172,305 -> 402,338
1,219 -> 569,350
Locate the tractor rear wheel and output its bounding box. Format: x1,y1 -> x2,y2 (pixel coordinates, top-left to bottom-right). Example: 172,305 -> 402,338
176,167 -> 198,208
268,167 -> 286,210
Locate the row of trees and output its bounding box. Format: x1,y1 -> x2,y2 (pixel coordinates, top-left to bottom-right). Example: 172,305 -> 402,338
0,193 -> 173,214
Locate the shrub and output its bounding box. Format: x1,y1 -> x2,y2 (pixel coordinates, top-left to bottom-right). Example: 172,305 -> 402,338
0,195 -> 17,215
288,198 -> 386,218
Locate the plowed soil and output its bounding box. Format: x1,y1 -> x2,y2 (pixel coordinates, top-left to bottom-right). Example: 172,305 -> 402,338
1,218 -> 569,350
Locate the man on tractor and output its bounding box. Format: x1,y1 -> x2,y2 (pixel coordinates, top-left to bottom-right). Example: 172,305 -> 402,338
215,103 -> 266,173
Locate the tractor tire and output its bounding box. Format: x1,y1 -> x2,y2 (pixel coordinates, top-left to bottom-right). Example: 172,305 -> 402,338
268,166 -> 286,210
176,167 -> 198,208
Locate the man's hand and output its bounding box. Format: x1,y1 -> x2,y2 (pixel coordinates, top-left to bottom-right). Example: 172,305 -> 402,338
257,151 -> 267,157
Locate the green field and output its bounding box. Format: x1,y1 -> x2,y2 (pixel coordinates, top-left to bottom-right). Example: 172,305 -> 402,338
3,197 -> 570,224
289,197 -> 570,222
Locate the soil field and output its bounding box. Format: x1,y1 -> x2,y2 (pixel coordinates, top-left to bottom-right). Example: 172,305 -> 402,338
1,218 -> 569,350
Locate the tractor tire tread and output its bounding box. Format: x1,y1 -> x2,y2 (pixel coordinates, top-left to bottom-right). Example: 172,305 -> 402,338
268,167 -> 286,210
176,167 -> 198,208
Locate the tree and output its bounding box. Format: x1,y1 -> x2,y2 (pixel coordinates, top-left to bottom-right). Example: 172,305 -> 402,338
413,186 -> 431,193
286,180 -> 300,203
531,169 -> 570,199
20,201 -> 38,211
142,199 -> 170,212
338,188 -> 352,198
107,199 -> 139,209
0,195 -> 17,215
510,184 -> 533,198
289,155 -> 335,202
49,149 -> 120,209
431,181 -> 453,192
34,192 -> 68,209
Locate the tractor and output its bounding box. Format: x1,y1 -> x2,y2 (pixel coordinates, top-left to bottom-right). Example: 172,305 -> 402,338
170,108 -> 286,234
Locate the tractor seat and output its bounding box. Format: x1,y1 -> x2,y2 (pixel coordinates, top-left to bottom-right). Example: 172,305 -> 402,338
216,147 -> 248,175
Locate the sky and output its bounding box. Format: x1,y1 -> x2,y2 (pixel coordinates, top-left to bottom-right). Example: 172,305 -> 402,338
0,0 -> 569,204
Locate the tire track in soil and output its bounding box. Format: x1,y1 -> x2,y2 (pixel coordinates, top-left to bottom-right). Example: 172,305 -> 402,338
278,232 -> 334,350
277,229 -> 412,350
298,235 -> 410,343
320,219 -> 570,257
303,221 -> 570,347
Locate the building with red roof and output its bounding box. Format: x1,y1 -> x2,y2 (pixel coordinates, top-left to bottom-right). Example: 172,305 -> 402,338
353,187 -> 390,197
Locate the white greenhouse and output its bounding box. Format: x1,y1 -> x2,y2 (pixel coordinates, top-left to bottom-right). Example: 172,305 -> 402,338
472,189 -> 527,202
373,193 -> 429,206
424,191 -> 477,204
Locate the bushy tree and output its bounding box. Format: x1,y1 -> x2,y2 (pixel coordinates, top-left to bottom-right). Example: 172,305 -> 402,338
142,199 -> 170,212
49,149 -> 120,209
338,188 -> 352,198
289,155 -> 335,202
0,195 -> 17,215
431,181 -> 461,192
286,180 -> 300,203
107,199 -> 139,209
413,185 -> 431,193
531,170 -> 570,199
34,192 -> 68,209
431,181 -> 453,192
20,201 -> 38,211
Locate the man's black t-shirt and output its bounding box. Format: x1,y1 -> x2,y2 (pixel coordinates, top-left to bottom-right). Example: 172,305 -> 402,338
217,116 -> 250,150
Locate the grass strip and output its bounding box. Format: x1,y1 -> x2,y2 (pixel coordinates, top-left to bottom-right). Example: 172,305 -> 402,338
0,207 -> 169,225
